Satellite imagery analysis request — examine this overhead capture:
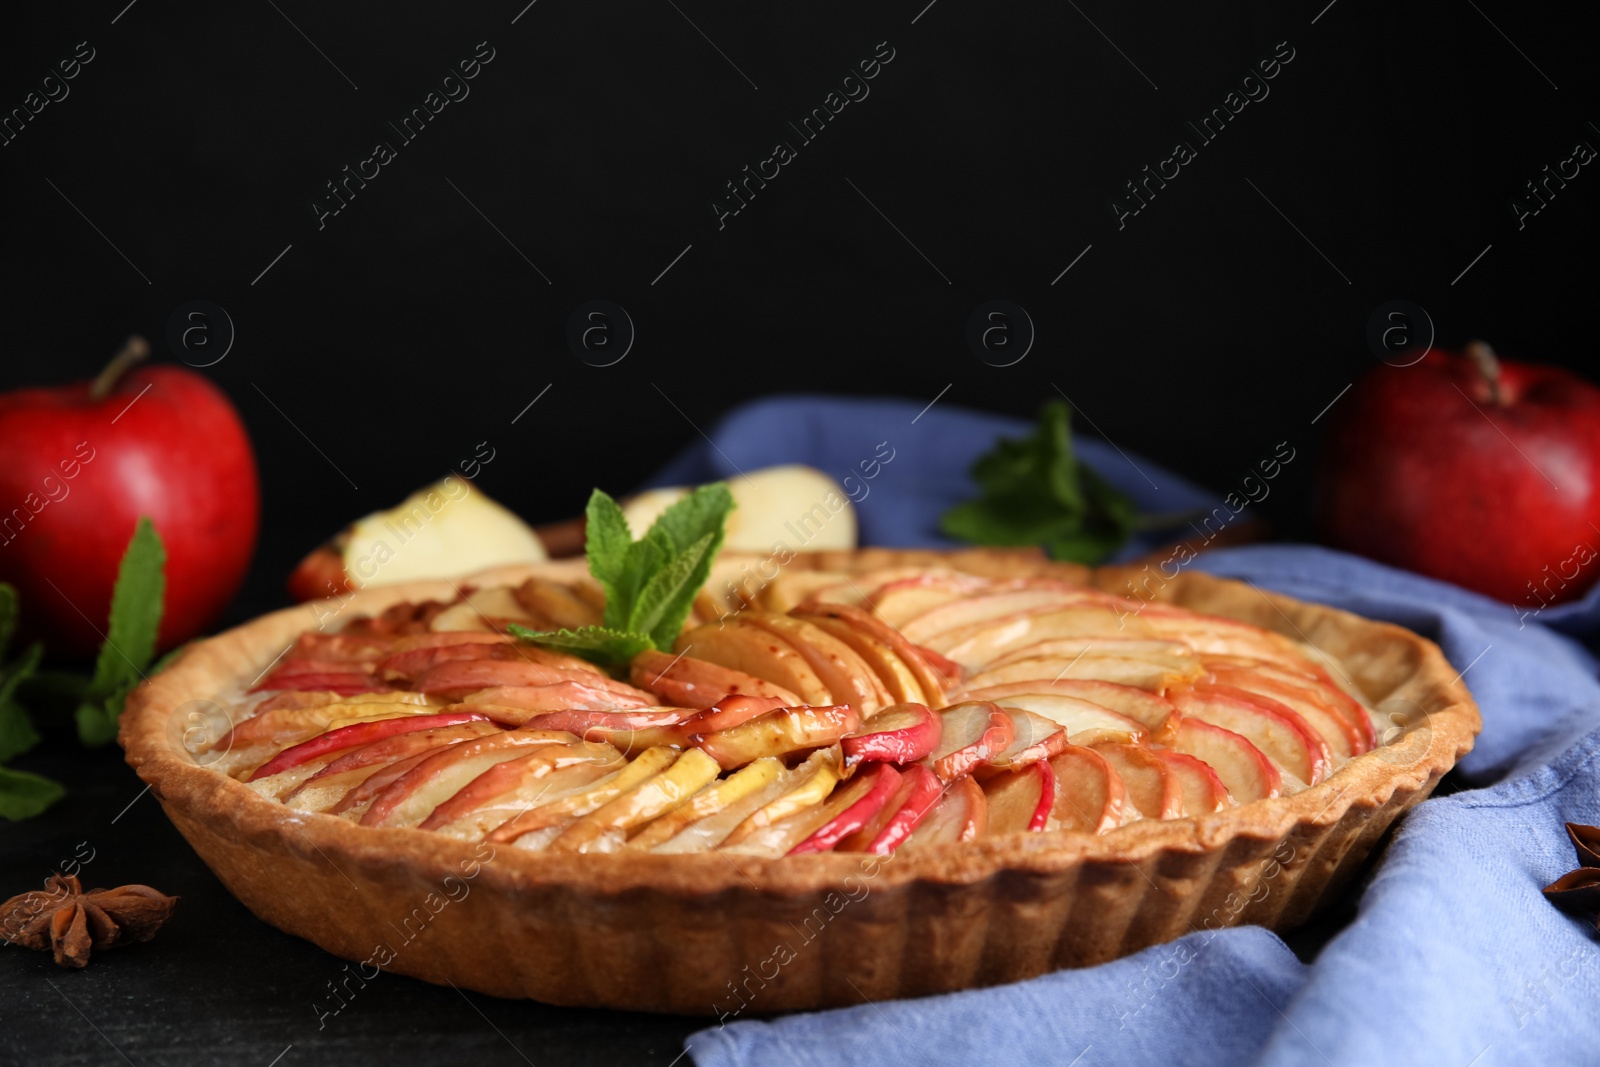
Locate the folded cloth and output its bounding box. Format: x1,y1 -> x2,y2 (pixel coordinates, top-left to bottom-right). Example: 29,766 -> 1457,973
668,397 -> 1600,1067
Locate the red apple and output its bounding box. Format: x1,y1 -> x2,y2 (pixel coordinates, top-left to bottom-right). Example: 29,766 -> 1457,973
1318,343 -> 1600,607
0,338 -> 259,655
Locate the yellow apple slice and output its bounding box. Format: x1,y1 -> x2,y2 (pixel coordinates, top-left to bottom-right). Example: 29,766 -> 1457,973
674,620 -> 833,705
622,465 -> 857,555
649,759 -> 807,853
627,757 -> 787,848
732,762 -> 901,858
343,478 -> 547,589
691,704 -> 861,770
486,745 -> 681,844
721,747 -> 842,847
547,748 -> 722,853
795,602 -> 951,711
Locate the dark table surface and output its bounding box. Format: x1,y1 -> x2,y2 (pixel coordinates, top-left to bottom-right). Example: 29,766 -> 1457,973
3,725 -> 1397,1067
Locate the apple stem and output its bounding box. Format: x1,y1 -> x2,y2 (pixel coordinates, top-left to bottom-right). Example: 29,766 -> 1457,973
89,335 -> 151,401
1465,340 -> 1503,404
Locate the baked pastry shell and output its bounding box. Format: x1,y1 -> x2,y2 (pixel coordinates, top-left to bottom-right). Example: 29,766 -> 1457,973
120,550 -> 1480,1013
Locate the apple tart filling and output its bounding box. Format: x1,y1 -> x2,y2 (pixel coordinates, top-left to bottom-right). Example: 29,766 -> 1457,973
195,569 -> 1382,858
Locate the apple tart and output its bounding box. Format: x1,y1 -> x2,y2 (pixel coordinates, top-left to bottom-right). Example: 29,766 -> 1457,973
121,550 -> 1479,1012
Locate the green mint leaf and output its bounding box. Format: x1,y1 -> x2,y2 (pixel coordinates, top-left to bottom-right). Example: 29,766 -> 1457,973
629,531 -> 716,648
941,402 -> 1137,565
645,483 -> 735,563
77,517 -> 166,747
0,644 -> 44,763
0,765 -> 65,821
584,489 -> 633,612
506,623 -> 655,670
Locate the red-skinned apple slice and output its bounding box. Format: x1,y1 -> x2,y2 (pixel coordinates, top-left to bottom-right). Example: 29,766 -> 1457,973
1092,743 -> 1182,819
672,620 -> 834,705
790,602 -> 951,708
1169,686 -> 1331,786
897,774 -> 986,852
967,652 -> 1204,693
991,694 -> 1148,747
798,613 -> 929,705
981,759 -> 1056,834
928,702 -> 1014,782
285,721 -> 502,812
1206,667 -> 1360,759
679,694 -> 790,734
1158,713 -> 1280,803
961,679 -> 1175,729
1046,745 -> 1125,833
900,589 -> 1111,644
690,704 -> 861,770
721,747 -> 843,847
211,701 -> 446,773
251,688 -> 428,715
1208,656 -> 1375,751
839,763 -> 948,854
521,707 -> 698,755
1138,613 -> 1308,669
987,638 -> 1191,669
459,682 -> 659,720
248,710 -> 493,781
629,649 -> 802,710
418,738 -> 624,830
788,763 -> 904,854
1154,750 -> 1230,815
413,659 -> 655,703
738,612 -> 890,715
865,578 -> 988,628
981,707 -> 1069,773
253,669 -> 384,695
840,702 -> 941,766
930,605 -> 1146,664
359,729 -> 579,828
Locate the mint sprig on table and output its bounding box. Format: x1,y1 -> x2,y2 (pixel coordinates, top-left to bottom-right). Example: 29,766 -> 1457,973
0,518 -> 171,820
509,484 -> 734,669
941,401 -> 1139,564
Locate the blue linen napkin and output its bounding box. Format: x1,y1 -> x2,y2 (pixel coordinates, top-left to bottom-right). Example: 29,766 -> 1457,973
662,396 -> 1600,1067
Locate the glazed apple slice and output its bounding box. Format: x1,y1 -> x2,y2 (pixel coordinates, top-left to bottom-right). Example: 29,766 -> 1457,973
835,763 -> 944,853
284,723 -> 505,814
840,703 -> 941,766
1169,686 -> 1331,786
1206,668 -> 1359,759
1092,743 -> 1182,819
629,649 -> 802,710
1045,745 -> 1125,833
458,683 -> 660,722
247,710 -> 494,781
1138,613 -> 1308,669
987,638 -> 1192,670
981,759 -> 1056,834
252,688 -> 433,715
524,707 -> 697,755
487,745 -> 682,844
901,589 -> 1109,645
968,652 -> 1205,693
787,763 -> 905,854
627,757 -> 787,849
418,737 -> 624,830
930,605 -> 1147,664
898,775 -> 987,852
690,704 -> 861,770
928,702 -> 1015,782
799,613 -> 929,705
359,729 -> 579,828
738,612 -> 890,715
791,602 -> 951,708
981,707 -> 1069,773
962,679 -> 1174,729
992,694 -> 1148,747
721,747 -> 843,847
1158,713 -> 1280,803
866,577 -> 989,628
1208,656 -> 1375,752
1154,750 -> 1230,815
673,621 -> 834,705
548,748 -> 724,853
215,700 -> 439,753
413,659 -> 655,703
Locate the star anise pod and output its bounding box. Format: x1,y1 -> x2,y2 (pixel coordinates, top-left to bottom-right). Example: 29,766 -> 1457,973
1542,823 -> 1600,928
0,873 -> 178,968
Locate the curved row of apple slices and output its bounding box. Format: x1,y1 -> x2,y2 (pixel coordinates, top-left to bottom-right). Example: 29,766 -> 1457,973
211,568 -> 1381,858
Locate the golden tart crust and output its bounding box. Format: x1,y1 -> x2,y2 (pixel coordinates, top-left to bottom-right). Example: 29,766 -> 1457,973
120,549 -> 1479,1013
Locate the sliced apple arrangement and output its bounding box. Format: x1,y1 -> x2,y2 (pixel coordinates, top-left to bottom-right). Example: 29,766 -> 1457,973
196,560 -> 1384,860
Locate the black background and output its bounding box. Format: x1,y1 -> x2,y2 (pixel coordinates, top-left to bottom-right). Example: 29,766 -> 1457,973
0,0 -> 1592,1062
